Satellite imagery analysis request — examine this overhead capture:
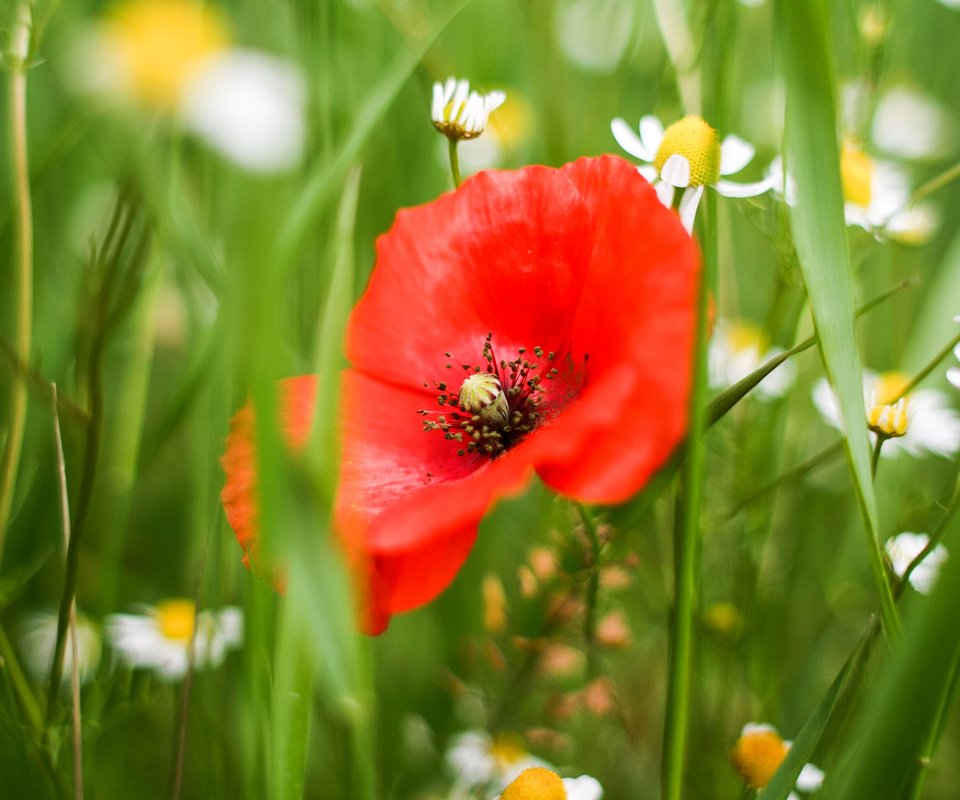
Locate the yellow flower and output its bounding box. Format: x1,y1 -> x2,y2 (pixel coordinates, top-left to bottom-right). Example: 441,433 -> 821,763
99,0 -> 228,108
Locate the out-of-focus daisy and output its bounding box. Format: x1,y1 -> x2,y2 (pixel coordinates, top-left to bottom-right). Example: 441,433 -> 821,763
840,141 -> 939,243
179,50 -> 306,173
886,532 -> 948,595
432,77 -> 505,142
496,766 -> 603,800
106,599 -> 243,680
91,0 -> 228,109
75,0 -> 306,173
18,610 -> 101,687
731,723 -> 824,799
812,371 -> 960,458
447,730 -> 549,791
935,0 -> 960,11
611,113 -> 772,231
708,319 -> 796,400
554,0 -> 634,74
767,144 -> 939,245
948,316 -> 960,390
872,85 -> 955,162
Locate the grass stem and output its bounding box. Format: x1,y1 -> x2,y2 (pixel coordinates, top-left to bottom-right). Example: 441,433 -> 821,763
0,3 -> 35,567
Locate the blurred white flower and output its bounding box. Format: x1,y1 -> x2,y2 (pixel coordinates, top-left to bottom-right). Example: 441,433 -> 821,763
447,730 -> 549,791
432,77 -> 505,142
812,371 -> 960,458
611,113 -> 771,232
767,144 -> 940,245
709,319 -> 795,400
554,0 -> 634,74
180,50 -> 306,173
935,0 -> 960,10
948,316 -> 960,390
885,532 -> 948,594
872,85 -> 955,161
19,610 -> 101,686
496,766 -> 603,800
106,599 -> 243,680
731,722 -> 824,798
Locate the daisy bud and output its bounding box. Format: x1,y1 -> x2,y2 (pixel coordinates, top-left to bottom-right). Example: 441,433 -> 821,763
459,372 -> 510,426
501,767 -> 566,800
731,724 -> 788,789
431,77 -> 505,141
867,399 -> 909,438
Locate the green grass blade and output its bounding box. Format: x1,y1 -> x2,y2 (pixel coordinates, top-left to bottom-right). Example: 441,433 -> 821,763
830,516 -> 960,799
274,0 -> 474,278
774,0 -> 899,637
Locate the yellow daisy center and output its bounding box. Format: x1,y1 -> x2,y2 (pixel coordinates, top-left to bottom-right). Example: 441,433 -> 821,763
731,728 -> 788,789
841,143 -> 874,208
726,320 -> 768,355
102,0 -> 228,108
155,599 -> 197,642
501,767 -> 567,800
868,401 -> 909,438
490,732 -> 529,769
654,115 -> 721,187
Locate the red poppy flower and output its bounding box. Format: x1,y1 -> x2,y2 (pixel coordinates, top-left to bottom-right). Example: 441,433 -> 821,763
221,154 -> 698,633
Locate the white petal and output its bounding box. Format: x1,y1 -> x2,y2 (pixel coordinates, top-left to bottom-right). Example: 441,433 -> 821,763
637,165 -> 659,183
714,177 -> 773,197
796,763 -> 826,791
563,775 -> 604,800
949,367 -> 960,389
639,115 -> 665,157
431,82 -> 444,121
678,185 -> 704,232
485,90 -> 506,113
611,117 -> 652,161
660,154 -> 691,187
719,134 -> 756,175
180,50 -> 306,173
872,85 -> 956,161
740,722 -> 778,736
655,180 -> 676,207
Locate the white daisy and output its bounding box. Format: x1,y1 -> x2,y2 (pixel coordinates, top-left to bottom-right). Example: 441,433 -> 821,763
812,371 -> 960,458
611,113 -> 772,231
447,730 -> 549,791
731,722 -> 824,799
106,599 -> 243,681
885,532 -> 948,595
871,85 -> 955,162
496,766 -> 603,800
708,319 -> 796,400
767,144 -> 940,245
432,77 -> 505,142
18,609 -> 102,687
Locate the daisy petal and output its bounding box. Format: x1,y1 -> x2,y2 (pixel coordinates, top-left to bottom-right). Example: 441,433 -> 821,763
639,115 -> 665,157
678,185 -> 705,232
656,180 -> 676,207
638,165 -> 659,183
715,177 -> 772,197
719,134 -> 756,175
797,763 -> 826,791
611,117 -> 652,161
660,154 -> 691,188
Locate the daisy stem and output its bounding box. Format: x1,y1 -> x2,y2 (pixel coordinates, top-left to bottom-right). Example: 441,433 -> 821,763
870,437 -> 884,478
0,3 -> 34,569
661,190 -> 716,800
447,139 -> 463,188
575,501 -> 602,675
906,160 -> 960,210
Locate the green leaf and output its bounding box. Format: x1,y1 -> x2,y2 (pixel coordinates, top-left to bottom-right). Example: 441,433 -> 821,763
830,515 -> 960,799
773,0 -> 899,637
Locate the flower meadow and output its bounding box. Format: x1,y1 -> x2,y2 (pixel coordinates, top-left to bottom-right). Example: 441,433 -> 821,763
3,1 -> 960,799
